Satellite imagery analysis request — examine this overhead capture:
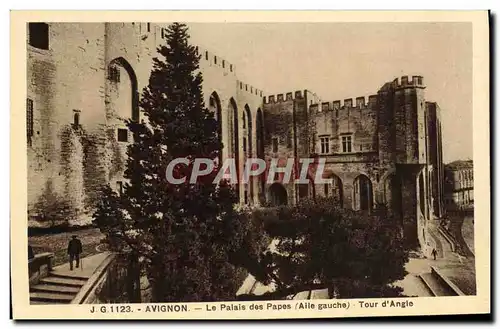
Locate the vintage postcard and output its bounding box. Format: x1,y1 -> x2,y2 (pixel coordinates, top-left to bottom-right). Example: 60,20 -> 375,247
10,10 -> 490,320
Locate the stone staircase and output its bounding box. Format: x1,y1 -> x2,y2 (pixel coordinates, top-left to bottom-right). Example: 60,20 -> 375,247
417,267 -> 463,297
30,272 -> 88,304
418,273 -> 454,296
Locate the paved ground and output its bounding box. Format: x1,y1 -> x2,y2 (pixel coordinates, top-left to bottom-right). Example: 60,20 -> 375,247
30,252 -> 111,305
461,215 -> 475,255
51,252 -> 110,278
426,220 -> 476,295
394,220 -> 469,298
393,258 -> 434,297
239,221 -> 476,298
238,238 -> 438,299
29,228 -> 105,266
237,239 -> 278,297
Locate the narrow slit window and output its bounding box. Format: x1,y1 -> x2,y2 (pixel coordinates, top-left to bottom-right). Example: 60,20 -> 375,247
272,137 -> 279,153
73,112 -> 80,127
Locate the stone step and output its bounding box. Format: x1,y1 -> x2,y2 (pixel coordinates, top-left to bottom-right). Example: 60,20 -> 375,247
39,276 -> 87,288
51,272 -> 90,281
416,276 -> 435,296
29,291 -> 74,303
419,273 -> 454,297
31,283 -> 81,295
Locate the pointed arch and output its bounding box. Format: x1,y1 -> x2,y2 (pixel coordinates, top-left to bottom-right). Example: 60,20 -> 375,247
418,171 -> 425,215
256,108 -> 265,203
243,104 -> 253,158
327,174 -> 344,208
243,104 -> 253,204
353,174 -> 373,211
228,98 -> 240,200
108,57 -> 139,122
209,91 -> 223,162
384,172 -> 403,219
269,182 -> 288,206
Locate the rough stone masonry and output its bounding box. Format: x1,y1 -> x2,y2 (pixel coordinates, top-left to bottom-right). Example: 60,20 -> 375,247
26,22 -> 445,250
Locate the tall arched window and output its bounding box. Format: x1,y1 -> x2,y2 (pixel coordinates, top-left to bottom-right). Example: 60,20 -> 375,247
243,105 -> 253,204
107,57 -> 139,122
209,92 -> 223,163
228,99 -> 240,201
256,108 -> 265,202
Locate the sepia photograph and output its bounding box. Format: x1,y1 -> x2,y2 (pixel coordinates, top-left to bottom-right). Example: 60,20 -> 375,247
11,10 -> 490,319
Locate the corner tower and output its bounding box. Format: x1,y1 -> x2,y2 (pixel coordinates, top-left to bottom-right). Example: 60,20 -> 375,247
394,76 -> 431,250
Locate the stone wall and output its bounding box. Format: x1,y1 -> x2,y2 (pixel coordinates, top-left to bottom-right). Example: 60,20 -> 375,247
26,22 -> 443,252
27,23 -> 107,227
27,22 -> 265,226
262,93 -> 298,205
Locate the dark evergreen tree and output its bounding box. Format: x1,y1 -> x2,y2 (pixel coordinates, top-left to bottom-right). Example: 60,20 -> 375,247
237,197 -> 410,300
93,23 -> 247,302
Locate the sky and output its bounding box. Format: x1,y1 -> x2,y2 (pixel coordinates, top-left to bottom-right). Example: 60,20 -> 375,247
187,23 -> 472,164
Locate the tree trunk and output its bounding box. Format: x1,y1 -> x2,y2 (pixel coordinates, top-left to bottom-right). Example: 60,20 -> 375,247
127,252 -> 141,303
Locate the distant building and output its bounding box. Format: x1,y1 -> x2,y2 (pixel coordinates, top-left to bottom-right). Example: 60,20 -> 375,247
444,160 -> 474,210
26,22 -> 445,251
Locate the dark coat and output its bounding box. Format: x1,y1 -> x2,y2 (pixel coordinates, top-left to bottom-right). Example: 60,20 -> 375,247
67,238 -> 83,255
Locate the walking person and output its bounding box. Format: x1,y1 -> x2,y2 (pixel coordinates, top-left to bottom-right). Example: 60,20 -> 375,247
67,235 -> 83,271
431,248 -> 438,260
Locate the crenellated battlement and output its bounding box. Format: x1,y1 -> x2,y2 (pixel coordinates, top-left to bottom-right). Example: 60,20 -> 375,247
310,94 -> 379,112
236,80 -> 264,97
263,90 -> 304,104
391,75 -> 425,89
133,22 -> 238,77
198,46 -> 237,76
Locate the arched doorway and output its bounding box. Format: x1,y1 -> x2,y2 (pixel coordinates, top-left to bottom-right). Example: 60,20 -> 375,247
418,171 -> 425,215
227,98 -> 240,200
384,173 -> 403,219
329,174 -> 343,208
269,183 -> 288,206
353,174 -> 373,211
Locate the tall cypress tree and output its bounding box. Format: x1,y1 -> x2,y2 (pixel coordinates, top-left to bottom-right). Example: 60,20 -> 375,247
94,23 -> 247,302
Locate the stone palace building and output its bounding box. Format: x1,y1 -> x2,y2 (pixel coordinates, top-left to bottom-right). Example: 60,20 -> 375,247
26,22 -> 445,249
444,160 -> 474,211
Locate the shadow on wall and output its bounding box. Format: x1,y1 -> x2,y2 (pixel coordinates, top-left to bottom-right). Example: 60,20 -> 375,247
30,179 -> 75,229
29,123 -> 126,230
